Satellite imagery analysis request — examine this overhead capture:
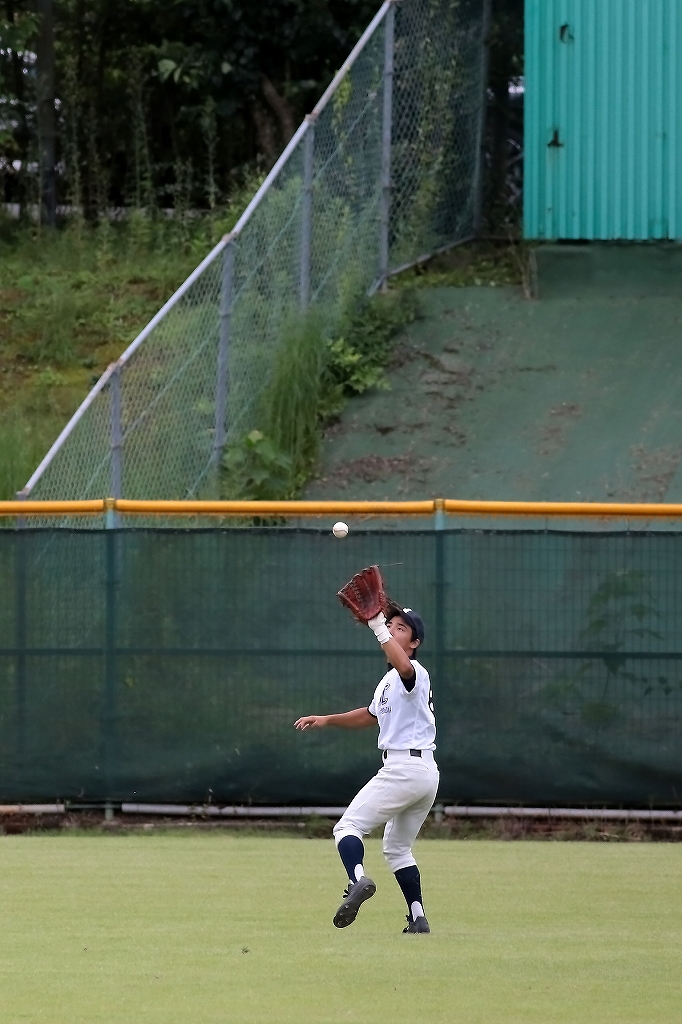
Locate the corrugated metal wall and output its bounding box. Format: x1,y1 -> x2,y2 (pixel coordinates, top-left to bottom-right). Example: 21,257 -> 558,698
524,0 -> 682,240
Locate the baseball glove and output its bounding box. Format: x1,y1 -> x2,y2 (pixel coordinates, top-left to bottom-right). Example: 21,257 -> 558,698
337,565 -> 390,623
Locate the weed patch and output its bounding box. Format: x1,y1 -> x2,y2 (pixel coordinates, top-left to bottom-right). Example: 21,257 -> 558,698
221,289 -> 420,499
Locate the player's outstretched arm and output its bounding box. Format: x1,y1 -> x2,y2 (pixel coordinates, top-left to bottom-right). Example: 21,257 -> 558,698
378,635 -> 415,680
294,708 -> 375,730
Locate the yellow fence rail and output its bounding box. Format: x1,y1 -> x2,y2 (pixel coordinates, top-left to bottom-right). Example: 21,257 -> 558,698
4,498 -> 682,517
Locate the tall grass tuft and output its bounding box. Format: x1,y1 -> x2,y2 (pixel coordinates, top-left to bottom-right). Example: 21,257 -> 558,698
261,312 -> 326,490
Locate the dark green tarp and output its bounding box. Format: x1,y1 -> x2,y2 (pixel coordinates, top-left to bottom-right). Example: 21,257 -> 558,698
1,528 -> 681,807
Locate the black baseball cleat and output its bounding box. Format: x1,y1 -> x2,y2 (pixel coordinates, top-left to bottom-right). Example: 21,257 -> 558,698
333,876 -> 376,928
403,914 -> 430,934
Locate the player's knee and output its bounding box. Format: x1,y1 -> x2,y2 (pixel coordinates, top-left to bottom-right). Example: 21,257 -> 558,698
333,820 -> 364,845
382,837 -> 415,873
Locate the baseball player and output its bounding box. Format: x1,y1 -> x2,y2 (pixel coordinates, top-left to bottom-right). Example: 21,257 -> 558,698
294,605 -> 438,934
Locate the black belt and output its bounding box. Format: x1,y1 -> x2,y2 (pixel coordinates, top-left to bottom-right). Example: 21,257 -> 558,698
382,749 -> 422,760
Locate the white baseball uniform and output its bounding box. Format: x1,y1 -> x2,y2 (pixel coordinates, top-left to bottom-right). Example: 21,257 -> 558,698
333,659 -> 439,872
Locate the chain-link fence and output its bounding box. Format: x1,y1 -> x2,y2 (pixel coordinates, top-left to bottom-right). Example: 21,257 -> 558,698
20,0 -> 489,506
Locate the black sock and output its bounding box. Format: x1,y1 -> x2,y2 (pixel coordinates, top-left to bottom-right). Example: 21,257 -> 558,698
394,864 -> 424,919
337,835 -> 365,882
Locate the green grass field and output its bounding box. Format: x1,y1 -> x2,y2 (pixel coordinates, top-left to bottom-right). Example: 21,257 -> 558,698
0,833 -> 680,1023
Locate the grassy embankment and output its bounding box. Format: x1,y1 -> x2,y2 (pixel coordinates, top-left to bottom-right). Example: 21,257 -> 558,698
0,833 -> 680,1023
0,207 -> 249,500
0,220 -> 523,501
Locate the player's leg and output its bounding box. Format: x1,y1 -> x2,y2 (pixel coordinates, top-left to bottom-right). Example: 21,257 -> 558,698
333,771 -> 404,876
382,768 -> 439,933
331,769 -> 422,928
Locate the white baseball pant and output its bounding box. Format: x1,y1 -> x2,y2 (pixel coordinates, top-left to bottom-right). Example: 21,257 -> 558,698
333,750 -> 439,872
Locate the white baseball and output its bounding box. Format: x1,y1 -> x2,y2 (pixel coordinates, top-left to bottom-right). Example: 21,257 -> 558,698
332,521 -> 349,538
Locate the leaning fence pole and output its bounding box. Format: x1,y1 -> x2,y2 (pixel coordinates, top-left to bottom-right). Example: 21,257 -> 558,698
378,1 -> 396,292
211,238 -> 235,483
299,121 -> 315,311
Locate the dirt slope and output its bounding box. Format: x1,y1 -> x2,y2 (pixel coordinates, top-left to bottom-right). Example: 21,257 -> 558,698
306,265 -> 682,503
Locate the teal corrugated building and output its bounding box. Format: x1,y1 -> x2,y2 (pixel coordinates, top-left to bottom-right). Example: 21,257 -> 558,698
524,0 -> 682,239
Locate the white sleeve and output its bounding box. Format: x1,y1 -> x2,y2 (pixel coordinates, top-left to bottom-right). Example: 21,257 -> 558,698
368,696 -> 378,717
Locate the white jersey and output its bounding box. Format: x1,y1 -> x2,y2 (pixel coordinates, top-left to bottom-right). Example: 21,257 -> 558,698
367,659 -> 436,751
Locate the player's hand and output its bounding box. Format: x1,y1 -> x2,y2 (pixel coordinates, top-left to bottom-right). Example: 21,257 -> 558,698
367,611 -> 386,630
294,715 -> 329,730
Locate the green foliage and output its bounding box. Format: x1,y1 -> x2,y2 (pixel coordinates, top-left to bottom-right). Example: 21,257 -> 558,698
320,337 -> 388,420
0,0 -> 380,215
340,290 -> 420,364
319,289 -> 419,421
221,429 -> 294,501
394,241 -> 524,289
0,9 -> 38,98
221,288 -> 420,500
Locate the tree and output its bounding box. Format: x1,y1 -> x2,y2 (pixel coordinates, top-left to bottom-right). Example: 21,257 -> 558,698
36,0 -> 55,225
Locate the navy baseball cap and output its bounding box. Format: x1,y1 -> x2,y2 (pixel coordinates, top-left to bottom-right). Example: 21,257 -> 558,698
389,606 -> 425,644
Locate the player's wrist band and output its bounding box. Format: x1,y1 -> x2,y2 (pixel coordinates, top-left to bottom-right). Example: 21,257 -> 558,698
369,621 -> 392,644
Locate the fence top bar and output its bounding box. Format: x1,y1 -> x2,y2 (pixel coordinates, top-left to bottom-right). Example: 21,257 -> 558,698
0,500 -> 105,515
444,499 -> 682,518
6,498 -> 682,517
114,499 -> 436,515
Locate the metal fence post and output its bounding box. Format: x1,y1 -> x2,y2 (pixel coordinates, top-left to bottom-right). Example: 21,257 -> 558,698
378,1 -> 396,292
109,365 -> 122,527
433,499 -> 446,693
15,525 -> 27,777
300,120 -> 315,311
473,0 -> 493,236
103,523 -> 118,817
212,238 -> 235,482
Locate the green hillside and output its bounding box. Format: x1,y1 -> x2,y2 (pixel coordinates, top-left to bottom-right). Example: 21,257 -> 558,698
0,200 -> 253,501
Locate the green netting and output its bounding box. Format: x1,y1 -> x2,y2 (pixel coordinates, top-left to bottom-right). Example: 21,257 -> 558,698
2,527 -> 682,807
25,0 -> 487,506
